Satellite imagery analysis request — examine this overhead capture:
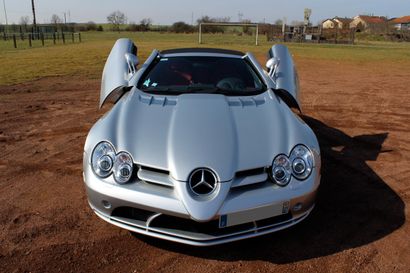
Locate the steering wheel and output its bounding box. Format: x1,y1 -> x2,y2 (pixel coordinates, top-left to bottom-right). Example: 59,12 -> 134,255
216,77 -> 246,90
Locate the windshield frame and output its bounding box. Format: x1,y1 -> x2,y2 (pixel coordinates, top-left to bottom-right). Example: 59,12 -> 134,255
137,55 -> 268,96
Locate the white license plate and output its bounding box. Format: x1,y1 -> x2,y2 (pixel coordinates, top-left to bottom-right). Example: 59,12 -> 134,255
219,201 -> 290,228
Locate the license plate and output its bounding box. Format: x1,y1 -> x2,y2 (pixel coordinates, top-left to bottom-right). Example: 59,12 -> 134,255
219,201 -> 290,228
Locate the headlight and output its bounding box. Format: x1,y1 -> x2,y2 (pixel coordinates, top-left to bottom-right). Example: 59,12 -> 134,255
91,142 -> 134,184
271,154 -> 292,186
289,145 -> 313,180
113,152 -> 133,184
270,145 -> 314,186
92,142 -> 115,177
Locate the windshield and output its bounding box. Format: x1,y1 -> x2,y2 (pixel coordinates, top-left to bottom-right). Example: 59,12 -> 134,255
138,56 -> 266,95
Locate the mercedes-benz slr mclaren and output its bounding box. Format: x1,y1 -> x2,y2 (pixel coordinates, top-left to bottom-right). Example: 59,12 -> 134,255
83,39 -> 321,246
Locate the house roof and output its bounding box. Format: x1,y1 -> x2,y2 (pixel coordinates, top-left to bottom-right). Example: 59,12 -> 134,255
322,18 -> 335,23
392,16 -> 410,24
357,15 -> 387,24
334,17 -> 353,24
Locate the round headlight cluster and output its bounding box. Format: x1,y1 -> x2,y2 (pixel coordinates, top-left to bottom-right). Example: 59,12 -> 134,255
92,142 -> 115,178
289,145 -> 313,180
91,141 -> 134,184
271,154 -> 292,186
113,152 -> 133,184
271,144 -> 314,186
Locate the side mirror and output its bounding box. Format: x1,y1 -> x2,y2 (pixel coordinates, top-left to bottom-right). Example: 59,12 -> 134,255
125,53 -> 139,78
266,57 -> 280,76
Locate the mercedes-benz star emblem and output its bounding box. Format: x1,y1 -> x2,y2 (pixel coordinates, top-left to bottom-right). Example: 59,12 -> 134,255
189,169 -> 218,195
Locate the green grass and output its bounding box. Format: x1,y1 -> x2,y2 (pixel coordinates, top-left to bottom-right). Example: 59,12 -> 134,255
1,32 -> 410,86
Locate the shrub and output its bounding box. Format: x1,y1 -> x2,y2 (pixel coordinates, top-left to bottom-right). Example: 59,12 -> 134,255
171,22 -> 195,33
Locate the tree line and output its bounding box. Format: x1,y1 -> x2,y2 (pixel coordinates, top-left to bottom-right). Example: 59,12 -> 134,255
3,10 -> 283,34
106,10 -> 275,34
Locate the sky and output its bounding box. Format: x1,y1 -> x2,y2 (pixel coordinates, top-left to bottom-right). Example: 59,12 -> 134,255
1,0 -> 409,25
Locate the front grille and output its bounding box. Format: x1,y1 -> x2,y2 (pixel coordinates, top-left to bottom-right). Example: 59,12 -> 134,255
134,165 -> 271,190
140,165 -> 169,175
137,165 -> 173,188
231,167 -> 269,188
235,167 -> 266,177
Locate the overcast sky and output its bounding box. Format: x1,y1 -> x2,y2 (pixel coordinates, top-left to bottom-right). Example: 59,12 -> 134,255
1,0 -> 409,25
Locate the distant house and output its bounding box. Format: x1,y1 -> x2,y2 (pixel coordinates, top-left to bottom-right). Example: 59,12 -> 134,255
350,15 -> 388,32
322,17 -> 352,29
333,17 -> 353,29
322,19 -> 336,29
391,16 -> 410,31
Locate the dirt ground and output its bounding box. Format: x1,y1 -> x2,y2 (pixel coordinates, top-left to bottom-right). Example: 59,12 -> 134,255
0,58 -> 409,273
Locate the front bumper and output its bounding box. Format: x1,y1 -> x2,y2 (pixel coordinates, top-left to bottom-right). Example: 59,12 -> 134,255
83,161 -> 320,246
91,201 -> 314,246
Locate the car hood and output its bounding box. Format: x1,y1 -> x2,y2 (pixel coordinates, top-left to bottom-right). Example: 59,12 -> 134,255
89,88 -> 316,182
85,88 -> 318,221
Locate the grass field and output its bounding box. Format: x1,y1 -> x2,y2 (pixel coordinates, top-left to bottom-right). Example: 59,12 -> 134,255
1,31 -> 410,85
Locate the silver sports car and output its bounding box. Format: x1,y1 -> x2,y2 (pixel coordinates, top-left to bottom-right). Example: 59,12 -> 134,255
83,39 -> 321,246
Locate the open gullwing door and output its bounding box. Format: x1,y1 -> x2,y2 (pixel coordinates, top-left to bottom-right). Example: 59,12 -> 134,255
100,38 -> 139,108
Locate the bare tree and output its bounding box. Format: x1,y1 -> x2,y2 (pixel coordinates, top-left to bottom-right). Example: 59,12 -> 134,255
51,14 -> 62,25
242,19 -> 252,35
197,15 -> 230,33
19,16 -> 30,26
50,14 -> 62,32
107,11 -> 127,32
197,16 -> 212,25
18,16 -> 30,32
139,18 -> 152,31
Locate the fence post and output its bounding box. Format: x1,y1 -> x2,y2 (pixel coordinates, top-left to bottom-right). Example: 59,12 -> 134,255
62,32 -> 65,44
53,32 -> 56,44
198,24 -> 202,44
351,28 -> 356,45
3,32 -> 6,41
28,34 -> 32,47
334,27 -> 337,44
13,34 -> 17,48
41,32 -> 45,46
78,33 -> 82,43
72,32 -> 74,43
256,24 -> 259,46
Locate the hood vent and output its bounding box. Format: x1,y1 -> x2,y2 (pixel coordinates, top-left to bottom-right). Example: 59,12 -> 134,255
227,97 -> 265,107
139,94 -> 177,106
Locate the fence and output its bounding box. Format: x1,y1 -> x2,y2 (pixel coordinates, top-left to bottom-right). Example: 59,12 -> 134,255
2,32 -> 82,48
266,25 -> 357,44
0,23 -> 76,34
265,21 -> 410,44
